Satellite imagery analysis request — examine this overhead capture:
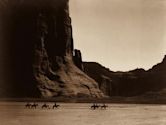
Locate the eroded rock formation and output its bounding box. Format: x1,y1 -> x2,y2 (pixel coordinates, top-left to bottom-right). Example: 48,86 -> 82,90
73,49 -> 84,71
0,0 -> 103,98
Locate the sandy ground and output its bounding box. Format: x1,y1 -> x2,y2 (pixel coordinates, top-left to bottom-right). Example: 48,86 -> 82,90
0,102 -> 166,125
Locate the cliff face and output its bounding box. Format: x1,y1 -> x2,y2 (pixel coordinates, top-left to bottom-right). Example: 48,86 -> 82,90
73,49 -> 84,71
83,62 -> 114,96
147,56 -> 166,90
83,56 -> 166,97
0,0 -> 103,98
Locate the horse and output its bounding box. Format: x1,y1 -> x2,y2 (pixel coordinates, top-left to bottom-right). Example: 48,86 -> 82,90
25,103 -> 31,108
31,103 -> 38,109
42,103 -> 49,109
52,103 -> 60,109
101,104 -> 108,109
91,103 -> 100,110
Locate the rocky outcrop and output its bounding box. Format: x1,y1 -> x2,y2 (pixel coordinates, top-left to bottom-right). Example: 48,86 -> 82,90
73,49 -> 84,71
0,0 -> 103,98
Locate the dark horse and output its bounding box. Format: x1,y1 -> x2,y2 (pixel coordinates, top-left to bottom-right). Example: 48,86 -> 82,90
91,103 -> 100,110
31,103 -> 38,109
25,103 -> 31,108
101,104 -> 108,109
52,103 -> 60,109
42,103 -> 49,109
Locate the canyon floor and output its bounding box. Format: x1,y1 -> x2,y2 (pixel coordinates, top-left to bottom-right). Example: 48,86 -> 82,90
0,102 -> 166,125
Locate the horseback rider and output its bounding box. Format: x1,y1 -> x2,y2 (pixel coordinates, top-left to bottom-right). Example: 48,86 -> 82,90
101,103 -> 108,109
53,102 -> 60,109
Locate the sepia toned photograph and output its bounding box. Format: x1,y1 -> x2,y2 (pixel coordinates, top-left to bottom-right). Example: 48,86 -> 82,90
0,0 -> 166,124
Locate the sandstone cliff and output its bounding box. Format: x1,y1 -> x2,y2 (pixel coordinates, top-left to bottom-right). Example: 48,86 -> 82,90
0,0 -> 103,98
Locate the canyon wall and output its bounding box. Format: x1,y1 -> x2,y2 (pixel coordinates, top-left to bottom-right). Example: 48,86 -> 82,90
0,0 -> 103,98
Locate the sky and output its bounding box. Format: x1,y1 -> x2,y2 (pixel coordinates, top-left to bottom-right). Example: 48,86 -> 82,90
69,0 -> 166,71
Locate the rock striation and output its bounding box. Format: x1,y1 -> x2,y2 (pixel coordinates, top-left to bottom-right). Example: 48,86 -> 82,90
0,0 -> 103,98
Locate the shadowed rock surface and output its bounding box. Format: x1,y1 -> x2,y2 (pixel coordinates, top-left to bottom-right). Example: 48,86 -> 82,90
83,56 -> 166,97
0,0 -> 165,99
73,49 -> 84,71
0,0 -> 103,98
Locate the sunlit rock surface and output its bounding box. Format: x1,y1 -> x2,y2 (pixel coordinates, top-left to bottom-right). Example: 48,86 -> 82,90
0,0 -> 103,98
